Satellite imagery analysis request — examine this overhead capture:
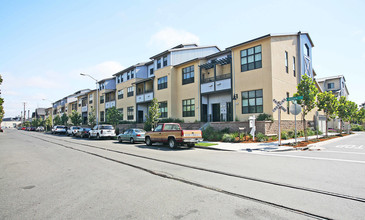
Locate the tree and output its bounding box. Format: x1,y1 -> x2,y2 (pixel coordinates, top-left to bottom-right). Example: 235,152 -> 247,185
144,98 -> 160,131
54,115 -> 62,126
294,75 -> 318,141
106,107 -> 122,129
0,74 -> 4,124
70,110 -> 82,126
355,108 -> 365,124
317,92 -> 338,137
88,106 -> 96,127
61,113 -> 69,126
45,115 -> 52,131
338,97 -> 358,134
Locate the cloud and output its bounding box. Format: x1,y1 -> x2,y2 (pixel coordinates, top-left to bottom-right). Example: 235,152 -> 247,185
74,61 -> 125,81
148,27 -> 200,49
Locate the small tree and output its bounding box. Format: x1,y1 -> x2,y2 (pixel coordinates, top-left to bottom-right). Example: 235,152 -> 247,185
317,91 -> 338,137
338,97 -> 358,134
70,110 -> 82,126
53,115 -> 62,125
355,108 -> 365,125
61,113 -> 69,126
45,115 -> 52,131
144,98 -> 160,131
294,75 -> 318,141
106,107 -> 122,129
88,106 -> 96,127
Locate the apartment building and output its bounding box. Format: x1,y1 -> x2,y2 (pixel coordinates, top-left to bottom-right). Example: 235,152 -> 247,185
316,75 -> 349,98
76,89 -> 97,125
49,32 -> 319,127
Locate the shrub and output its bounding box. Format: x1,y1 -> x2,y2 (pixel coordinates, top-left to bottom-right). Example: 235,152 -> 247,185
306,128 -> 315,136
221,127 -> 230,133
351,124 -> 364,131
281,131 -> 289,140
222,133 -> 235,142
297,130 -> 304,137
256,132 -> 268,142
271,136 -> 278,141
257,113 -> 274,122
159,118 -> 184,123
287,130 -> 295,138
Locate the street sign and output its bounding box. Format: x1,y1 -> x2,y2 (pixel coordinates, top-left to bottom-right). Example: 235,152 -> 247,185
289,103 -> 302,115
272,98 -> 287,146
286,96 -> 303,102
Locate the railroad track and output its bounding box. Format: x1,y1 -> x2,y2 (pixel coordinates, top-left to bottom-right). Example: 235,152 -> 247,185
22,132 -> 365,219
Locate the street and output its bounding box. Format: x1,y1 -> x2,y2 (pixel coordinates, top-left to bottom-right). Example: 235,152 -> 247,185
1,130 -> 365,219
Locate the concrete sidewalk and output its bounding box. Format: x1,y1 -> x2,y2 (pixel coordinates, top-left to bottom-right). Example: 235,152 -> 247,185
195,133 -> 341,152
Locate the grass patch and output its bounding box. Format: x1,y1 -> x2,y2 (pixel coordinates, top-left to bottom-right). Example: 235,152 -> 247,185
196,142 -> 219,147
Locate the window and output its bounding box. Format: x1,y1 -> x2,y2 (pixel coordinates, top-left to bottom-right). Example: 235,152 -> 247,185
78,99 -> 82,107
182,65 -> 194,85
158,76 -> 167,90
157,58 -> 161,69
241,89 -> 263,114
118,90 -> 123,99
82,98 -> 87,107
305,44 -> 310,56
293,56 -> 296,77
163,55 -> 167,67
286,92 -> 289,114
159,102 -> 167,118
154,124 -> 163,132
150,68 -> 154,76
89,94 -> 93,104
240,45 -> 262,72
328,83 -> 334,89
285,51 -> 288,73
100,95 -> 104,104
118,108 -> 123,120
127,72 -> 130,80
164,124 -> 180,130
131,70 -> 134,79
182,99 -> 195,117
127,106 -> 134,120
72,103 -> 77,111
105,92 -> 115,102
127,87 -> 134,97
100,111 -> 105,122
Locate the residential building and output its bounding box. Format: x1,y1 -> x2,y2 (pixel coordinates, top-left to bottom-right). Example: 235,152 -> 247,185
316,75 -> 349,98
98,78 -> 116,123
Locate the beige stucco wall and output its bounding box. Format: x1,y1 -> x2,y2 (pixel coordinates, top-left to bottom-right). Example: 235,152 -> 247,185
154,66 -> 174,118
231,37 -> 273,121
115,79 -> 137,121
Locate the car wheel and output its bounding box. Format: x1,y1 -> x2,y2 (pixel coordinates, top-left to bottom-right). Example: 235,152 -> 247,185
187,143 -> 195,148
130,137 -> 134,144
168,138 -> 177,149
118,136 -> 122,143
145,137 -> 152,146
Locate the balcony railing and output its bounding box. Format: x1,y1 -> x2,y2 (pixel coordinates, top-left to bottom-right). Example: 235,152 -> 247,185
136,89 -> 153,95
201,73 -> 231,84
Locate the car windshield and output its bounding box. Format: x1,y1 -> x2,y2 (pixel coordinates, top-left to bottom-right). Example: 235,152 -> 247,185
100,125 -> 113,129
57,126 -> 66,128
135,129 -> 146,133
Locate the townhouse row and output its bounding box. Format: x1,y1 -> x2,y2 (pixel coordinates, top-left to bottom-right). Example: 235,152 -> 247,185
45,32 -> 322,126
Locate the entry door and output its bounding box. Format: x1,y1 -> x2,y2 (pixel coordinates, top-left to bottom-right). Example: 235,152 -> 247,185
226,102 -> 233,121
202,104 -> 208,122
212,104 -> 220,122
138,111 -> 144,123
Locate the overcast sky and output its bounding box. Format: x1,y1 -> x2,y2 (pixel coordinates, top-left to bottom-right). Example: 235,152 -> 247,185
1,0 -> 364,117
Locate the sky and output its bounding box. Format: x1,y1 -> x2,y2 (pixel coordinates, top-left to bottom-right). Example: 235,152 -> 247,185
1,0 -> 365,118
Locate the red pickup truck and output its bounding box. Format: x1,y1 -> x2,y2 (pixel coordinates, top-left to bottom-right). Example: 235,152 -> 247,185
145,123 -> 203,149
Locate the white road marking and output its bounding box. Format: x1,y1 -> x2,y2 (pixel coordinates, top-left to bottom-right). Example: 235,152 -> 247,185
322,150 -> 365,155
251,152 -> 365,164
335,145 -> 363,149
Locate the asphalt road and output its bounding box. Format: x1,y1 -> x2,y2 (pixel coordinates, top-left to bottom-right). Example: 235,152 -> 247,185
1,129 -> 365,219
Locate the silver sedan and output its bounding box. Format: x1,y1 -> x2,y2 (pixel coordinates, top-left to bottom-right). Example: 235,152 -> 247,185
117,128 -> 146,144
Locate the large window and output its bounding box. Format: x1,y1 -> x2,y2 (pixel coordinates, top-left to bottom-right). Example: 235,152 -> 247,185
127,87 -> 134,97
241,89 -> 263,114
127,106 -> 134,120
159,102 -> 167,118
100,95 -> 104,104
89,94 -> 93,104
163,55 -> 167,67
328,83 -> 334,89
157,58 -> 161,69
118,90 -> 123,99
182,99 -> 195,117
240,45 -> 262,72
285,51 -> 288,73
158,76 -> 167,90
182,65 -> 194,85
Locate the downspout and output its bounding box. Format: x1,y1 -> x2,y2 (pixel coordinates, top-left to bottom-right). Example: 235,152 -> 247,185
229,55 -> 233,121
297,32 -> 302,83
231,50 -> 236,121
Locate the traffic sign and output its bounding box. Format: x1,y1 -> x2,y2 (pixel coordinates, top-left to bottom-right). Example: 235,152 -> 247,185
286,96 -> 303,102
290,103 -> 302,115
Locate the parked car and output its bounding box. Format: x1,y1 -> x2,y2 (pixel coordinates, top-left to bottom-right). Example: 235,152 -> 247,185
145,123 -> 203,148
117,128 -> 146,144
21,127 -> 26,130
89,125 -> 116,139
0,126 -> 3,132
67,126 -> 81,136
36,126 -> 45,132
52,125 -> 67,134
75,127 -> 91,138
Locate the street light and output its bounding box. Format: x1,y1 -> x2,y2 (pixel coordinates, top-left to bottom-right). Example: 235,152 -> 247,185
80,73 -> 99,128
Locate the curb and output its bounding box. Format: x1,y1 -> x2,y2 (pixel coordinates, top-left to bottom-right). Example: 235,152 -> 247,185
194,146 -> 234,152
307,133 -> 358,148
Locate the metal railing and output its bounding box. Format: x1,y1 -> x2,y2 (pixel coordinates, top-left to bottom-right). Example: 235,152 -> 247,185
201,73 -> 231,84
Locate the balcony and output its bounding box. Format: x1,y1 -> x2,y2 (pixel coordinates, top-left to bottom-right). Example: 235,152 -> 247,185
105,101 -> 116,109
81,106 -> 88,112
201,73 -> 231,94
136,91 -> 154,103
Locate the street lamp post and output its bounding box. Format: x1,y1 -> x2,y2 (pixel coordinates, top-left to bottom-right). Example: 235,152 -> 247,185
80,73 -> 99,128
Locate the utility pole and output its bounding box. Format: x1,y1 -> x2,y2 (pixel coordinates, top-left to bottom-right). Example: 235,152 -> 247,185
23,102 -> 26,124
